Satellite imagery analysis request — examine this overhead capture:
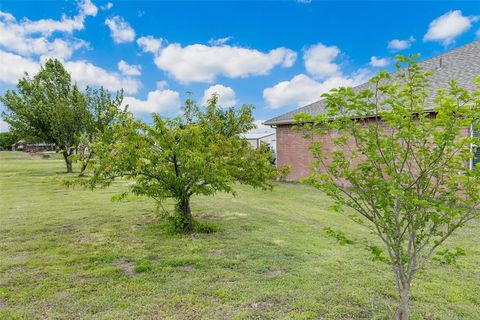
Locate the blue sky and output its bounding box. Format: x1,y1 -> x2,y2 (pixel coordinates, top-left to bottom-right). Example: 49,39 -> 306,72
1,1 -> 480,131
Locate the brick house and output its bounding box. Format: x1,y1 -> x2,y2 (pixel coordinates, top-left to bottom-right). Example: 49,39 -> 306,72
11,140 -> 56,153
264,40 -> 480,180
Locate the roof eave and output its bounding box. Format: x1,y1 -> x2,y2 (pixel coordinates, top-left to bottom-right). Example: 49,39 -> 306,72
262,119 -> 295,126
263,108 -> 438,127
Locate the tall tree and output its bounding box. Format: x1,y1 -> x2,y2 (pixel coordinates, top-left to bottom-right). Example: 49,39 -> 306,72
78,96 -> 276,233
294,55 -> 480,320
1,59 -> 88,172
76,87 -> 124,175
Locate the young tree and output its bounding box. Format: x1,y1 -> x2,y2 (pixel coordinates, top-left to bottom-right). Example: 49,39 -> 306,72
76,87 -> 124,175
294,56 -> 480,319
1,59 -> 88,172
78,96 -> 276,233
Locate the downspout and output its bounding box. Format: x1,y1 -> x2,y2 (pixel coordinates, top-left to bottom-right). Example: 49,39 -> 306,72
470,124 -> 474,170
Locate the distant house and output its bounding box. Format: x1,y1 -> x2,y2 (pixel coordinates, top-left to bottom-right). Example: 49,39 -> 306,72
11,140 -> 27,151
242,131 -> 277,163
243,132 -> 276,150
12,140 -> 56,153
264,40 -> 480,180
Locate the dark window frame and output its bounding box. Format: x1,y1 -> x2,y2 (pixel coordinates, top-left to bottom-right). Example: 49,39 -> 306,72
470,124 -> 480,169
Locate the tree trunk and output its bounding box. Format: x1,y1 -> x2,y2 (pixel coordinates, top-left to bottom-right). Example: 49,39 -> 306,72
396,282 -> 411,320
79,152 -> 93,176
79,162 -> 87,176
177,198 -> 193,233
62,151 -> 73,173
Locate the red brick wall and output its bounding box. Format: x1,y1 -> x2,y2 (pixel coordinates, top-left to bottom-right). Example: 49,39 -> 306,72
276,124 -> 351,180
276,124 -> 315,180
276,121 -> 472,181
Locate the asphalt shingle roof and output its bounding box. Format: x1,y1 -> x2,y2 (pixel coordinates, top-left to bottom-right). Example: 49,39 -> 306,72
264,40 -> 480,126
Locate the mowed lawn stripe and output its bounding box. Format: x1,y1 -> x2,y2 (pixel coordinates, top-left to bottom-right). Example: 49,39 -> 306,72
0,151 -> 479,319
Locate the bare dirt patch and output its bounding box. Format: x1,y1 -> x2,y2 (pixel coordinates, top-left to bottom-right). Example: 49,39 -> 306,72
76,232 -> 107,244
265,269 -> 286,277
224,211 -> 248,220
249,295 -> 291,314
207,248 -> 226,257
43,223 -> 76,234
113,258 -> 136,276
178,264 -> 195,272
0,298 -> 8,309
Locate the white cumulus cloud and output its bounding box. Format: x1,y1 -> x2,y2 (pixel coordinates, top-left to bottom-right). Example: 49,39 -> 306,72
208,36 -> 233,46
101,2 -> 113,10
123,89 -> 181,115
263,71 -> 369,109
3,0 -> 95,36
0,2 -> 94,59
20,16 -> 84,35
79,0 -> 98,17
156,80 -> 168,90
0,50 -> 39,84
137,36 -> 163,53
148,43 -> 296,83
0,51 -> 141,94
370,56 -> 389,67
105,16 -> 135,43
264,42 -> 371,108
424,10 -> 478,45
65,60 -> 141,94
202,84 -> 237,107
303,43 -> 341,79
0,12 -> 15,22
118,60 -> 141,76
388,37 -> 415,51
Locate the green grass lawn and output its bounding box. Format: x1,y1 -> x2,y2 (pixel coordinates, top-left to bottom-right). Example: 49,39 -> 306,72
0,151 -> 479,319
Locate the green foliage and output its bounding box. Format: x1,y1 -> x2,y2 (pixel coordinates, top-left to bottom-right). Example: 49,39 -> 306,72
323,227 -> 355,245
0,59 -> 122,174
166,210 -> 195,234
294,54 -> 480,319
162,217 -> 220,235
1,151 -> 479,319
76,95 -> 277,233
193,220 -> 220,234
0,131 -> 19,150
365,245 -> 390,263
433,247 -> 466,266
74,87 -> 125,175
276,164 -> 291,181
0,59 -> 88,172
134,260 -> 154,273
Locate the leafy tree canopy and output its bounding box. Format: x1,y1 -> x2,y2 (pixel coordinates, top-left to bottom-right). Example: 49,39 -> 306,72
75,86 -> 125,175
294,55 -> 480,320
1,59 -> 88,172
1,59 -> 124,174
77,95 -> 277,233
0,131 -> 19,150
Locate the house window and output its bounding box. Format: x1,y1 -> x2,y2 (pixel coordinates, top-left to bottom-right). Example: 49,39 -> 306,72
470,125 -> 480,169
